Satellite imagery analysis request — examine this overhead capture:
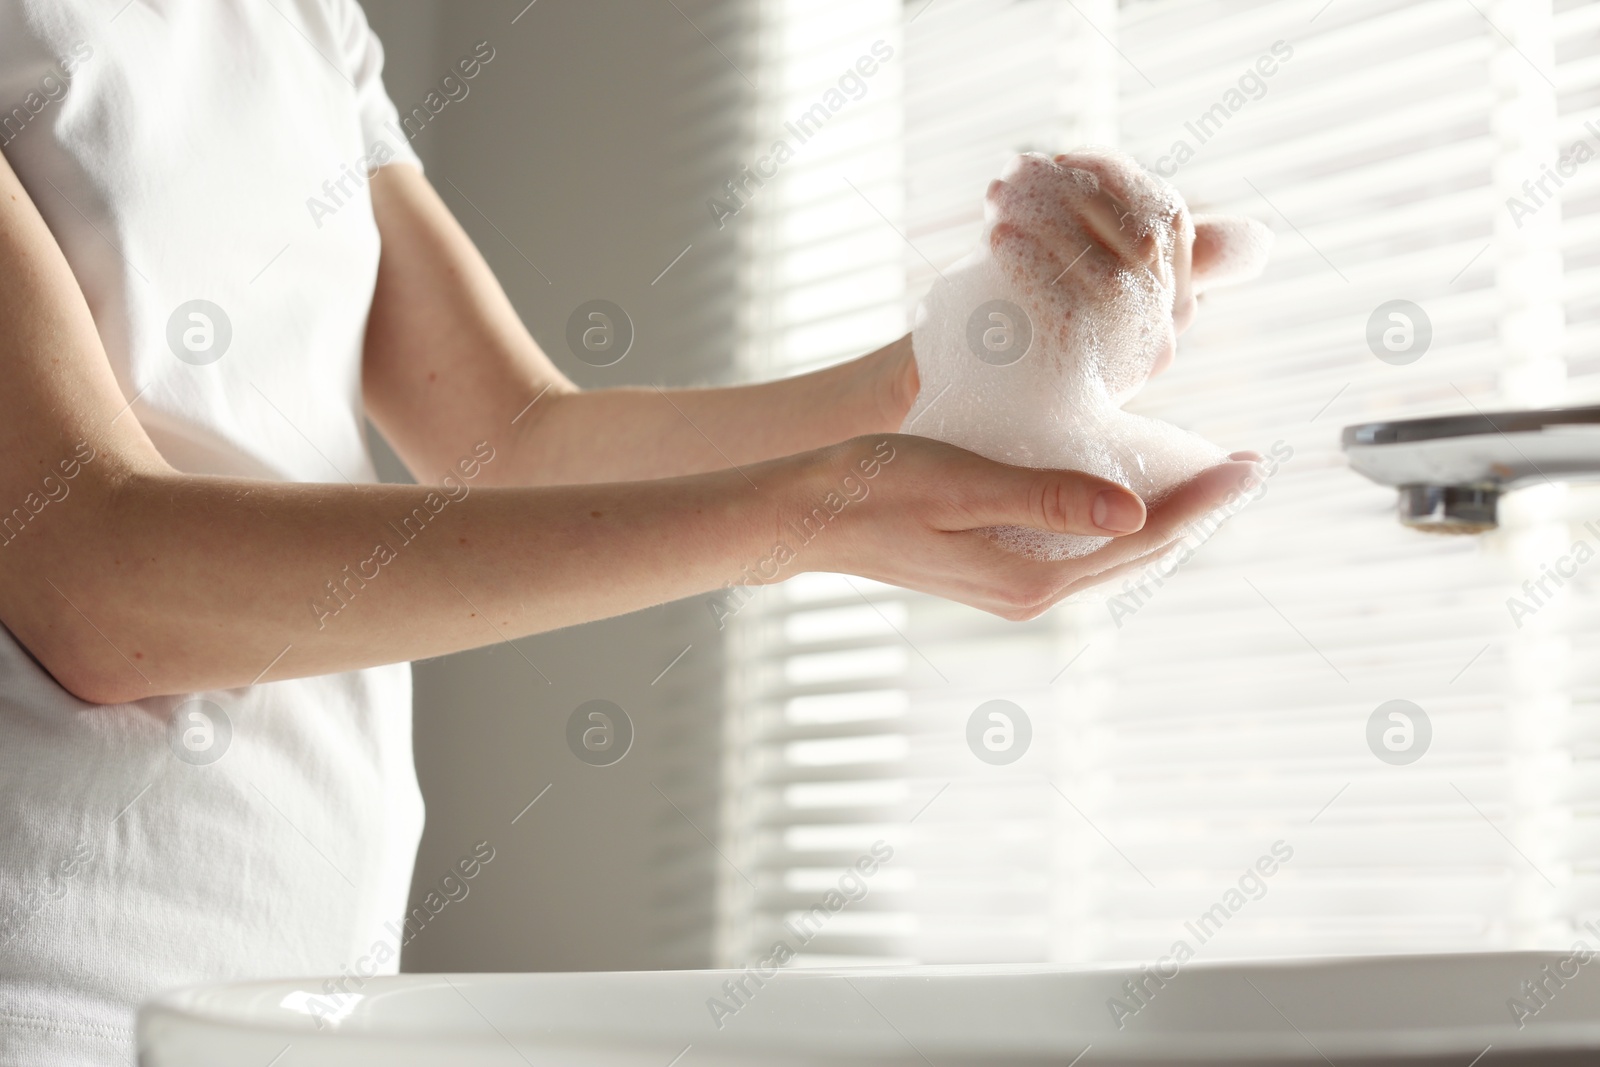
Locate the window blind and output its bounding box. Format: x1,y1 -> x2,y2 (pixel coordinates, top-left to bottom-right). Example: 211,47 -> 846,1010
719,0 -> 1600,970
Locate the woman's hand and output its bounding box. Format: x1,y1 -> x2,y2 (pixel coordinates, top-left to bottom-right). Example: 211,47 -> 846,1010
785,434 -> 1260,620
982,149 -> 1272,390
856,151 -> 1273,431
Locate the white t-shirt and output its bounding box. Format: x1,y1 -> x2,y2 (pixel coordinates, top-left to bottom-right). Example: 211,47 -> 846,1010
0,2 -> 426,1062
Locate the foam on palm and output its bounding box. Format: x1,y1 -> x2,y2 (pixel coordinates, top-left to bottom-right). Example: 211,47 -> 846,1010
901,150 -> 1272,560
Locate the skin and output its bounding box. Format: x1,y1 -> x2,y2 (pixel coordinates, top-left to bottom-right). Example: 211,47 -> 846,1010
0,150 -> 1259,707
988,151 -> 1256,390
989,150 -> 1190,399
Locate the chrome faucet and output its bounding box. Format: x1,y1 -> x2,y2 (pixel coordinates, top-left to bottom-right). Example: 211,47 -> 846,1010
1342,405 -> 1600,533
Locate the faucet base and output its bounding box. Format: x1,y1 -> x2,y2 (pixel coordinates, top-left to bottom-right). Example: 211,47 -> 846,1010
1398,484 -> 1499,534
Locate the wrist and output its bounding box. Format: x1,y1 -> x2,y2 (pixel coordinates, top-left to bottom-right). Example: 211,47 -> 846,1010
719,447 -> 839,591
815,334 -> 918,437
757,436 -> 901,578
863,333 -> 919,431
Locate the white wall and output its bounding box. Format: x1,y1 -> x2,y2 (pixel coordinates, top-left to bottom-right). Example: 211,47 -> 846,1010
363,0 -> 754,971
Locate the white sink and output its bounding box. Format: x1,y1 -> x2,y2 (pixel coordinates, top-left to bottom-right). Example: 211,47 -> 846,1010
139,952 -> 1600,1065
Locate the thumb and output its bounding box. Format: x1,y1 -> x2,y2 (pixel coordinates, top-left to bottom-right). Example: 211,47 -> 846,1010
947,461 -> 1148,536
1192,214 -> 1274,290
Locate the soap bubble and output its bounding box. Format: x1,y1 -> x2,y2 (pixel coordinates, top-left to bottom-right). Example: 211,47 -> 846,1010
901,150 -> 1273,560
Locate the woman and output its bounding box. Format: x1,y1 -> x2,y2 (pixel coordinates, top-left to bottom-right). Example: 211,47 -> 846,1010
0,0 -> 1257,1061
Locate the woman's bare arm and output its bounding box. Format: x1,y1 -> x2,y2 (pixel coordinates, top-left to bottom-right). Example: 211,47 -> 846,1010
0,152 -> 1212,706
361,164 -> 916,487
360,165 -> 1252,490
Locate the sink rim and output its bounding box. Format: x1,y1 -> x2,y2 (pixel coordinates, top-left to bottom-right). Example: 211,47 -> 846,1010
139,949 -> 1600,1061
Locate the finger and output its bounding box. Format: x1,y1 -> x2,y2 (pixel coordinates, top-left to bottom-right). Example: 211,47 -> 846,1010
1170,206 -> 1197,335
1146,321 -> 1178,380
1046,459 -> 1259,573
1052,151 -> 1144,212
1076,188 -> 1158,268
938,459 -> 1148,537
1191,215 -> 1274,290
1144,207 -> 1192,382
931,460 -> 1255,620
1053,151 -> 1165,266
990,160 -> 1158,277
1045,535 -> 1198,608
989,219 -> 1110,290
988,176 -> 1130,277
1034,459 -> 1263,607
943,492 -> 1197,621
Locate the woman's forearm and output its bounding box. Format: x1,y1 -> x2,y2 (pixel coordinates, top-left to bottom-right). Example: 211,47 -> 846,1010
17,420 -> 1190,706
362,165 -> 918,489
20,449 -> 809,705
489,334 -> 917,487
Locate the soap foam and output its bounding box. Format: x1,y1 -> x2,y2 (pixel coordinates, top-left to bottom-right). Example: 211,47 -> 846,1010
900,149 -> 1270,561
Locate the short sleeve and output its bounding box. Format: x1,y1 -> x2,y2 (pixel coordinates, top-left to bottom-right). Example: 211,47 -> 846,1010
325,0 -> 422,173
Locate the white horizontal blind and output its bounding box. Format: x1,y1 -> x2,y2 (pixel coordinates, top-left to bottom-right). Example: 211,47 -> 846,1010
721,0 -> 1125,968
717,0 -> 911,967
721,0 -> 1600,969
891,0 -> 1123,965
1550,0 -> 1600,930
734,0 -> 907,377
1102,0 -> 1600,960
